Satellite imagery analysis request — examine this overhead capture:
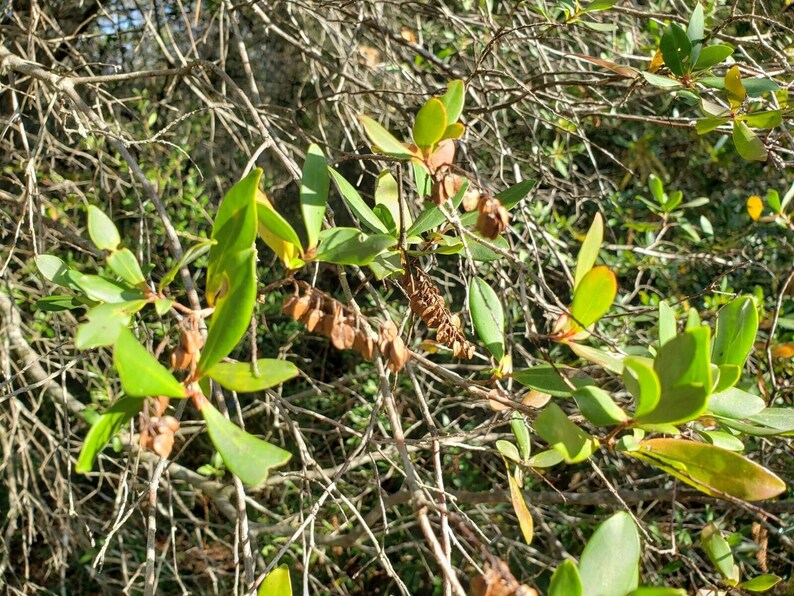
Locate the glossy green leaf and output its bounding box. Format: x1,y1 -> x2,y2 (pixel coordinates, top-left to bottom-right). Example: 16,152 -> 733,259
528,449 -> 565,468
549,560 -> 582,596
75,300 -> 146,349
712,296 -> 758,368
738,575 -> 782,592
685,308 -> 701,329
206,169 -> 260,306
696,117 -> 730,135
513,364 -> 594,397
374,170 -> 409,229
74,274 -> 146,303
158,239 -> 214,292
749,408 -> 794,434
107,248 -> 146,286
508,472 -> 533,545
440,122 -> 465,141
694,45 -> 733,70
258,564 -> 292,596
701,523 -> 738,583
535,403 -> 599,464
578,512 -> 640,596
626,588 -> 687,596
467,234 -> 510,262
511,412 -> 531,461
200,398 -> 291,487
328,168 -> 390,234
744,110 -> 782,130
686,2 -> 704,43
658,301 -> 676,346
154,298 -> 173,316
497,179 -> 536,210
256,199 -> 303,250
406,180 -> 468,237
629,438 -> 787,501
300,144 -> 330,249
641,72 -> 682,88
469,276 -> 505,360
206,359 -> 299,393
114,327 -> 186,398
699,430 -> 744,451
708,387 -> 765,419
569,266 -> 617,329
660,23 -> 691,77
574,213 -> 603,291
198,248 -> 257,375
315,228 -> 396,266
440,80 -> 465,124
733,121 -> 767,162
358,115 -> 415,158
623,357 -> 660,418
368,251 -> 403,280
87,205 -> 120,251
766,189 -> 781,214
75,396 -> 144,473
496,440 -> 521,463
573,386 -> 627,426
567,342 -> 624,374
713,363 -> 741,393
413,98 -> 447,150
36,295 -> 83,311
36,254 -> 79,289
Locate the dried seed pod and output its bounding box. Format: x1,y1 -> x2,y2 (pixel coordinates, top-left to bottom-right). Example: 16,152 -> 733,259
476,196 -> 510,239
342,323 -> 356,349
426,138 -> 455,171
170,345 -> 191,370
305,308 -> 324,332
160,415 -> 180,433
461,186 -> 482,212
387,335 -> 410,372
330,323 -> 348,350
322,311 -> 337,338
353,333 -> 376,360
153,432 -> 175,458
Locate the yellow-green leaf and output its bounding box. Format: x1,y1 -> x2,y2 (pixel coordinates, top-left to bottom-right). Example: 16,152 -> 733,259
258,564 -> 292,596
300,144 -> 330,250
206,359 -> 299,393
413,98 -> 447,150
358,115 -> 416,159
87,205 -> 120,251
75,396 -> 144,473
569,265 -> 617,329
507,471 -> 533,544
574,213 -> 604,291
114,327 -> 187,398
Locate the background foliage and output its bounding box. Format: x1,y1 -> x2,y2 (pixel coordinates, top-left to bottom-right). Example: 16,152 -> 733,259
1,0 -> 793,594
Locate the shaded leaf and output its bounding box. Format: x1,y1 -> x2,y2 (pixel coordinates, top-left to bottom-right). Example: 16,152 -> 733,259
578,512 -> 641,596
535,403 -> 599,464
114,327 -> 186,398
708,387 -> 765,419
256,194 -> 303,250
107,248 -> 146,286
701,523 -> 738,583
660,23 -> 691,77
712,296 -> 758,368
640,72 -> 681,88
74,274 -> 147,303
75,301 -> 146,349
315,228 -> 396,266
206,359 -> 299,393
75,397 -> 144,473
36,254 -> 79,289
573,386 -> 627,425
469,276 -> 505,360
328,168 -> 390,234
496,440 -> 521,463
513,364 -> 594,397
87,205 -> 120,251
158,239 -> 214,292
511,412 -> 531,461
200,398 -> 291,487
733,121 -> 767,162
300,144 -> 330,249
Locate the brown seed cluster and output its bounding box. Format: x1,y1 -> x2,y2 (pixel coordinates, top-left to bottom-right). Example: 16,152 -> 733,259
400,266 -> 476,359
283,284 -> 410,372
476,196 -> 510,239
139,397 -> 180,458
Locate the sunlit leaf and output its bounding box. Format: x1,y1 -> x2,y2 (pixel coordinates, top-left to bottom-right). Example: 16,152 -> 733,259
712,296 -> 758,368
300,144 -> 330,250
574,213 -> 603,291
578,512 -> 640,596
511,412 -> 531,461
315,228 -> 396,266
74,274 -> 146,303
569,266 -> 617,329
413,98 -> 447,150
508,472 -> 533,544
738,575 -> 782,592
694,45 -> 734,70
328,168 -> 390,234
200,398 -> 291,487
87,205 -> 120,251
696,116 -> 730,135
528,449 -> 565,468
256,192 -> 303,250
75,300 -> 147,349
375,170 -> 409,230
513,364 -> 594,397
114,327 -> 186,398
658,301 -> 676,346
36,254 -> 80,290
708,387 -> 765,419
535,403 -> 599,463
469,276 -> 505,360
733,121 -> 767,162
75,396 -> 143,473
628,438 -> 787,501
568,342 -> 625,374
712,363 -> 741,393
641,72 -> 682,88
701,523 -> 739,583
358,114 -> 416,159
496,440 -> 521,463
258,564 -> 292,596
158,239 -> 215,292
743,110 -> 782,130
206,359 -> 299,393
548,560 -> 582,596
107,248 -> 146,286
440,80 -> 465,124
573,386 -> 627,425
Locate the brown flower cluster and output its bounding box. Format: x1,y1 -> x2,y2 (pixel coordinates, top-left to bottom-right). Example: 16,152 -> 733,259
139,396 -> 179,458
283,283 -> 409,372
400,266 -> 475,359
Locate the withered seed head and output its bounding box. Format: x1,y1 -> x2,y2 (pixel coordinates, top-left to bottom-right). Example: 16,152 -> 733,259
476,196 -> 510,239
305,309 -> 324,332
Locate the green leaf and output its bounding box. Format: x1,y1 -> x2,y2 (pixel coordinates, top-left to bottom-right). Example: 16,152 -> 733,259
701,523 -> 738,583
199,248 -> 257,375
699,430 -> 744,451
114,327 -> 186,398
158,239 -> 214,292
374,169 -> 409,230
75,396 -> 144,473
440,122 -> 465,141
74,274 -> 147,303
440,80 -> 465,124
738,575 -> 782,592
406,180 -> 468,237
535,403 -> 599,464
497,179 -> 536,210
694,45 -> 734,70
641,72 -> 682,88
580,0 -> 618,13
513,364 -> 594,397
766,189 -> 781,213
413,98 -> 447,150
733,121 -> 767,162
508,472 -> 533,544
579,512 -> 640,596
573,386 -> 627,426
256,199 -> 303,250
107,248 -> 146,286
712,296 -> 758,368
549,560 -> 582,596
624,356 -> 662,418
357,115 -> 415,159
328,168 -> 390,234
749,408 -> 794,433
368,251 -> 403,280
742,78 -> 779,97
200,398 -> 291,487
75,301 -> 146,349
569,266 -> 617,329
87,205 -> 121,251
206,169 -> 260,306
528,449 -> 565,468
628,438 -> 787,501
468,234 -> 510,262
36,254 -> 79,289
469,276 -> 505,360
511,412 -> 531,461
206,359 -> 299,393
658,301 -> 676,346
300,144 -> 330,249
708,387 -> 765,419
743,110 -> 782,130
724,65 -> 746,103
315,228 -> 396,266
36,295 -> 84,311
637,327 -> 711,425
258,564 -> 292,596
574,213 -> 603,291
567,343 -> 624,374
686,2 -> 704,43
712,363 -> 741,393
496,440 -> 521,463
696,116 -> 730,135
660,23 -> 692,77
626,588 -> 687,596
